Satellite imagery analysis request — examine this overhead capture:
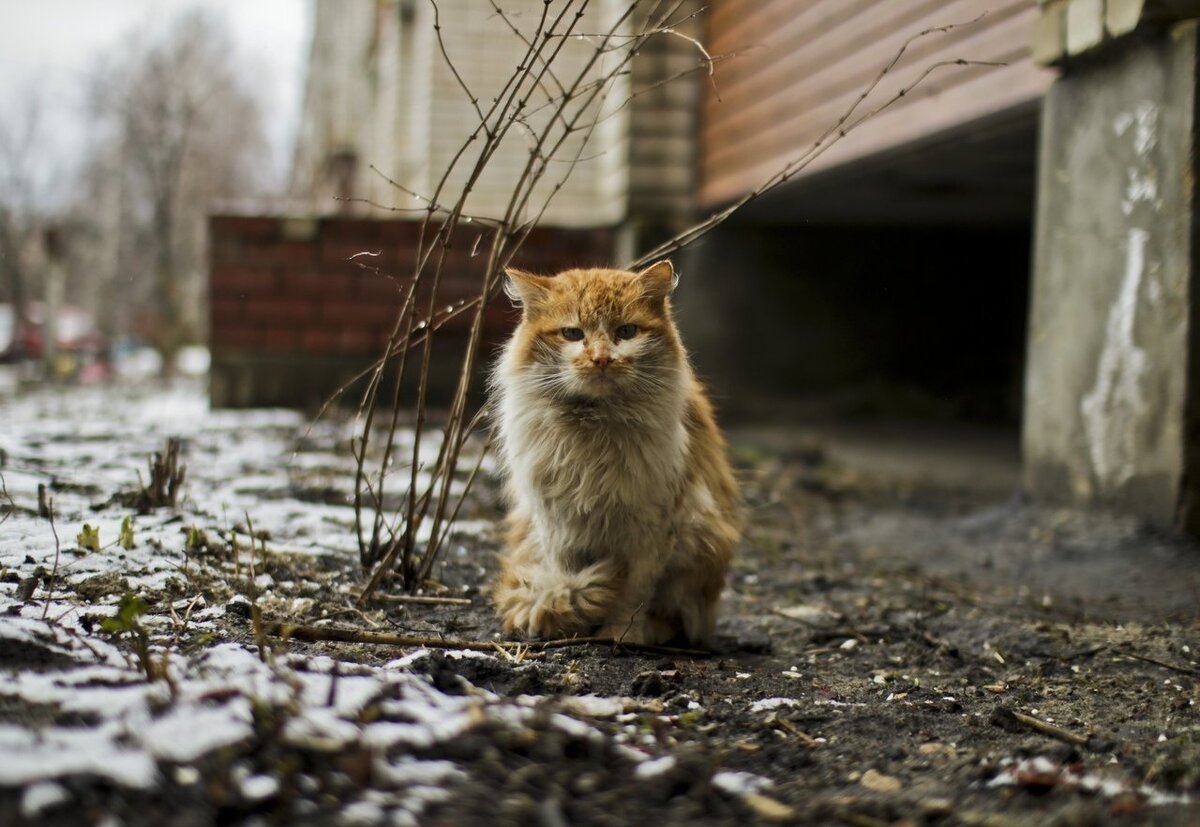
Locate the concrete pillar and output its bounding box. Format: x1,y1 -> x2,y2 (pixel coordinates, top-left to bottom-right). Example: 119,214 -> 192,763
1023,21 -> 1200,530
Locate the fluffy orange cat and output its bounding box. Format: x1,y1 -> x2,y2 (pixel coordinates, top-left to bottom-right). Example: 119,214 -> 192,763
490,261 -> 741,647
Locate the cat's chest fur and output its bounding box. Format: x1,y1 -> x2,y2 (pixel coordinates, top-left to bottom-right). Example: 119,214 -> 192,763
499,388 -> 688,551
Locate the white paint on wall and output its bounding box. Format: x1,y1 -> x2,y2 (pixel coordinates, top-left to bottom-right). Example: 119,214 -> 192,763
1113,101 -> 1159,155
1079,101 -> 1164,487
1122,168 -> 1160,215
1081,226 -> 1150,486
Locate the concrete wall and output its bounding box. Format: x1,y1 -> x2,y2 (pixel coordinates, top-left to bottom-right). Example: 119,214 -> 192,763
1023,22 -> 1199,527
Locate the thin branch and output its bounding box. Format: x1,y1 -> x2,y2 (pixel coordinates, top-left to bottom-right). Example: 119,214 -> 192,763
41,498 -> 60,621
429,0 -> 485,124
263,621 -> 711,657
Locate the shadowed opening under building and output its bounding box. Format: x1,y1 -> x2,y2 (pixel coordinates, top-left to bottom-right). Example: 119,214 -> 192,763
678,107 -> 1041,493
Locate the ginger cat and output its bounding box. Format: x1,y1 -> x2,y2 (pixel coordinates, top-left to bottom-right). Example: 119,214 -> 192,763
490,261 -> 741,647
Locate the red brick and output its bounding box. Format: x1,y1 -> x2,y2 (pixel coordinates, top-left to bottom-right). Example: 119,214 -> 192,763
379,219 -> 424,245
210,298 -> 245,328
339,328 -> 378,354
210,215 -> 280,243
286,270 -> 361,299
324,300 -> 401,327
321,216 -> 385,242
358,272 -> 409,302
237,241 -> 315,268
211,328 -> 264,350
211,266 -> 279,297
243,298 -> 317,325
300,329 -> 341,353
262,327 -> 301,351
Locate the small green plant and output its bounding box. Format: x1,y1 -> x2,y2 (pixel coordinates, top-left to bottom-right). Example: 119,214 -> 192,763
100,593 -> 171,688
184,525 -> 204,554
77,523 -> 101,552
118,516 -> 136,550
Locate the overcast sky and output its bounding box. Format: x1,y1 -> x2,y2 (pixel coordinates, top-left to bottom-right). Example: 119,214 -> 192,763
0,0 -> 312,206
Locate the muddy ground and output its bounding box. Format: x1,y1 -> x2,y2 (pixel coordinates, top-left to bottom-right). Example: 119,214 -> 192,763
1,384 -> 1198,826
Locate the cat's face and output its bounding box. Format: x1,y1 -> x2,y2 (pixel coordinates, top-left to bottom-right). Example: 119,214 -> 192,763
503,262 -> 683,401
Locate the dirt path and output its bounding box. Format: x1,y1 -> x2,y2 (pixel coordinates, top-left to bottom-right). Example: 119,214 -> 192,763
0,384 -> 1197,825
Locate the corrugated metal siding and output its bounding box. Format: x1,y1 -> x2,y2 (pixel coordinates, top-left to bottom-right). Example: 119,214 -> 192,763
700,0 -> 1054,206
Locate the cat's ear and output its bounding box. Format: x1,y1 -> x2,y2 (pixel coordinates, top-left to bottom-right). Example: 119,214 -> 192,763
504,268 -> 553,308
636,260 -> 678,301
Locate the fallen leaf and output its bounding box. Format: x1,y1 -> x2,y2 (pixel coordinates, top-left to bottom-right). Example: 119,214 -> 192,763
775,605 -> 841,626
917,742 -> 956,759
861,769 -> 903,793
743,792 -> 795,820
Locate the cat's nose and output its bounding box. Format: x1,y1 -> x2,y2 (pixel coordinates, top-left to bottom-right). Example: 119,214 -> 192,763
591,353 -> 613,369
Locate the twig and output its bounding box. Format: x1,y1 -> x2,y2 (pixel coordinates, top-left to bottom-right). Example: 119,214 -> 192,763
41,497 -> 60,621
262,622 -> 711,657
1003,708 -> 1092,748
370,593 -> 473,607
265,621 -> 525,652
538,635 -> 710,657
0,469 -> 15,527
244,511 -> 267,662
774,717 -> 822,747
615,601 -> 646,650
1124,651 -> 1200,677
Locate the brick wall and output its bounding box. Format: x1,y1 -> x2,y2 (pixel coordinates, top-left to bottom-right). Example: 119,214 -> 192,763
208,214 -> 614,408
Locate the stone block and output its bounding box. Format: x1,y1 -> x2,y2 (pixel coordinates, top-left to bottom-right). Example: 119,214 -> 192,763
1067,0 -> 1107,54
1107,0 -> 1146,35
1033,3 -> 1068,64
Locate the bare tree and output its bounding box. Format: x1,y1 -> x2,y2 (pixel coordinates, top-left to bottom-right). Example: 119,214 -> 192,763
83,9 -> 268,368
0,93 -> 46,343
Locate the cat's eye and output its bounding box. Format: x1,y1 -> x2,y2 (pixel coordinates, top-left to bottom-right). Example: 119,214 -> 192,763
615,324 -> 638,340
561,327 -> 585,341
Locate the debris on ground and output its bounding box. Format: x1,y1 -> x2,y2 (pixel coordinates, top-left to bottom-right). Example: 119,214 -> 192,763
0,383 -> 1197,825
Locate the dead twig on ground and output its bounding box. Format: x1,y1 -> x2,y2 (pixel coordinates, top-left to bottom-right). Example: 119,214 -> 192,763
244,511 -> 268,663
773,717 -> 822,747
370,593 -> 473,607
262,621 -> 711,658
995,707 -> 1095,749
1123,651 -> 1199,677
41,497 -> 60,621
0,469 -> 15,527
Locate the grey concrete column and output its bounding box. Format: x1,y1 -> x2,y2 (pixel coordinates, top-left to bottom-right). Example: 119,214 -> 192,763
1023,21 -> 1200,529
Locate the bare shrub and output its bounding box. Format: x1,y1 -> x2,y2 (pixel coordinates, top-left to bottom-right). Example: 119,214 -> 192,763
343,2 -> 994,601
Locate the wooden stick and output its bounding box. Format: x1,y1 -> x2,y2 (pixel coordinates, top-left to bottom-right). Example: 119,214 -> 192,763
774,717 -> 822,747
262,621 -> 711,658
371,594 -> 474,607
265,621 -> 513,652
1006,709 -> 1091,748
1124,651 -> 1199,677
537,635 -> 712,658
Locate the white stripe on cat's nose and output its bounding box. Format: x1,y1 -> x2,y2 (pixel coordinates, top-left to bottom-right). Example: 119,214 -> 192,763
590,344 -> 613,369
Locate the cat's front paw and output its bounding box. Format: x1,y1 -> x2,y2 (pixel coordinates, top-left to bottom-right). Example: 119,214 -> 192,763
496,580 -> 611,639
